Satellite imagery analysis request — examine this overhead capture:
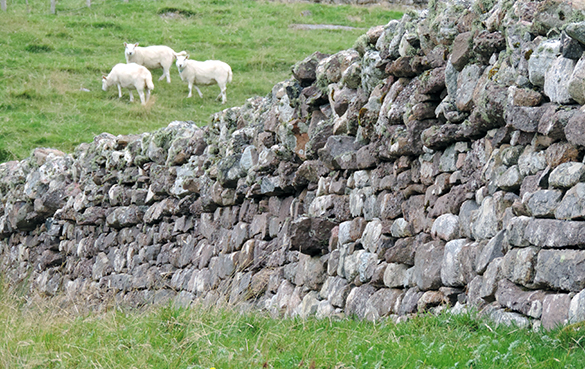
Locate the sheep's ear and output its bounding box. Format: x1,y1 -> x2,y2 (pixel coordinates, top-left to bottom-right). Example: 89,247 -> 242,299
186,55 -> 189,60
124,42 -> 127,47
102,75 -> 107,80
135,43 -> 139,47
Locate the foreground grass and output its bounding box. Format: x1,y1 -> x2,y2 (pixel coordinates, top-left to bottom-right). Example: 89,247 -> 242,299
0,0 -> 401,161
1,290 -> 585,369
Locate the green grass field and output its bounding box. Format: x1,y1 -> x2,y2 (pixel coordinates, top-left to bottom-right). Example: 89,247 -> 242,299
0,0 -> 401,161
1,289 -> 585,369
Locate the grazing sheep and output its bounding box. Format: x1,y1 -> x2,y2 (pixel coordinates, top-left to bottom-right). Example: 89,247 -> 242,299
102,63 -> 154,105
124,42 -> 186,83
175,54 -> 233,103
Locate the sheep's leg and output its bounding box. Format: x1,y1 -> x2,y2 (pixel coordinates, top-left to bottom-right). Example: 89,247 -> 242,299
194,86 -> 203,99
158,67 -> 171,83
138,90 -> 146,105
117,84 -> 122,98
217,83 -> 227,104
128,90 -> 134,102
187,81 -> 193,98
145,89 -> 151,103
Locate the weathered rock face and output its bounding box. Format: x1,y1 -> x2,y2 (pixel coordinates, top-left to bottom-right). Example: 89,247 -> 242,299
2,0 -> 585,330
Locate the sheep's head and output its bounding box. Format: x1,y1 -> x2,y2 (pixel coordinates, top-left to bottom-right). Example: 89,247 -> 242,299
176,54 -> 189,69
102,75 -> 108,91
124,42 -> 139,57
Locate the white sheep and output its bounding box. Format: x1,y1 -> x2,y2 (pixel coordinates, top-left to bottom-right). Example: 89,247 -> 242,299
102,63 -> 154,105
124,42 -> 186,83
175,54 -> 233,103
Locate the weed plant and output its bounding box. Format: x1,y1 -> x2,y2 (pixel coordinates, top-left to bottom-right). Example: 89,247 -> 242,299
1,287 -> 584,369
0,0 -> 401,161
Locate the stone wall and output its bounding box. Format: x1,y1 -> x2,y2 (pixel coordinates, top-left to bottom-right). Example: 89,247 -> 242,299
274,0 -> 427,6
3,0 -> 585,329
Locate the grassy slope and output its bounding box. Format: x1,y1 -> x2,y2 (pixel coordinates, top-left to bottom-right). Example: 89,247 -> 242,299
1,291 -> 584,369
0,0 -> 400,161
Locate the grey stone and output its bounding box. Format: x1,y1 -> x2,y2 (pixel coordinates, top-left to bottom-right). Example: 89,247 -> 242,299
486,306 -> 531,329
568,55 -> 585,104
92,252 -> 111,281
276,281 -> 303,317
380,192 -> 405,220
518,146 -> 547,177
213,253 -> 236,281
431,214 -> 460,242
398,287 -> 424,315
297,291 -> 320,319
496,165 -> 523,192
471,196 -> 500,240
544,56 -> 576,104
525,190 -> 563,218
501,145 -> 525,167
315,300 -> 336,319
361,219 -> 382,253
506,216 -> 531,247
295,253 -> 326,290
345,284 -> 376,319
479,257 -> 503,302
549,162 -> 585,189
229,271 -> 252,304
318,135 -> 362,171
414,240 -> 445,291
496,279 -> 548,318
569,290 -> 585,324
476,230 -> 506,274
383,262 -> 410,288
341,249 -> 363,282
525,219 -> 585,247
327,249 -> 339,276
375,19 -> 400,51
337,242 -> 355,279
315,49 -> 361,87
360,49 -> 385,95
364,288 -> 403,320
320,276 -> 350,308
535,249 -> 585,291
505,106 -> 546,133
458,200 -> 479,239
292,51 -> 329,86
441,239 -> 475,287
390,218 -> 412,238
501,247 -> 539,287
566,21 -> 585,45
542,294 -> 571,330
528,40 -> 561,87
106,205 -> 144,229
445,60 -> 459,98
356,251 -> 379,284
555,183 -> 585,220
565,111 -> 585,147
338,218 -> 366,246
456,64 -> 484,112
384,234 -> 427,266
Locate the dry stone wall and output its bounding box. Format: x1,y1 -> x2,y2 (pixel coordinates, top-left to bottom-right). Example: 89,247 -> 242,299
276,0 -> 427,6
4,0 -> 585,329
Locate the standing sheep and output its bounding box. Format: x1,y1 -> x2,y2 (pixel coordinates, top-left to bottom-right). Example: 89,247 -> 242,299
102,63 -> 154,105
124,42 -> 186,83
175,54 -> 233,104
